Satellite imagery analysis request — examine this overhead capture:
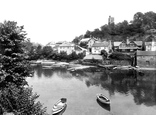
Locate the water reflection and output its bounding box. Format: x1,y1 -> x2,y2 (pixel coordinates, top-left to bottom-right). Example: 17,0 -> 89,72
30,66 -> 156,114
96,99 -> 110,111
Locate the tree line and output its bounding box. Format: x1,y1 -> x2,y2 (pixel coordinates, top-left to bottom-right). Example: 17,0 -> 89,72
24,43 -> 85,61
72,11 -> 156,44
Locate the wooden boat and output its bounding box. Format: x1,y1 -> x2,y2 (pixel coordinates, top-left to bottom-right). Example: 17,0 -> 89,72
96,99 -> 111,111
52,98 -> 67,115
96,93 -> 110,105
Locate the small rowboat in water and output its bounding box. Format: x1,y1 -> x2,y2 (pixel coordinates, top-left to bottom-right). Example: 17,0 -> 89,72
52,98 -> 67,115
52,98 -> 67,114
96,93 -> 110,105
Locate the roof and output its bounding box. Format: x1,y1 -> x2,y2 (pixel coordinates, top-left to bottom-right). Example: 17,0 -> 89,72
56,41 -> 67,44
59,42 -> 75,47
80,38 -> 90,42
145,42 -> 152,45
134,41 -> 142,46
80,37 -> 98,43
137,51 -> 156,56
113,42 -> 122,46
75,45 -> 87,51
92,42 -> 109,47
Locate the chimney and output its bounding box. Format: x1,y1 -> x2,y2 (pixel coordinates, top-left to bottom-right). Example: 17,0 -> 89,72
126,38 -> 129,44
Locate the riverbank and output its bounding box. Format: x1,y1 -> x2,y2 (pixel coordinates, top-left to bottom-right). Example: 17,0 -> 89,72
30,59 -> 156,71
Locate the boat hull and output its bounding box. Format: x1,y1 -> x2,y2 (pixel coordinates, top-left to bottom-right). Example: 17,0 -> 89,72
52,98 -> 67,115
96,94 -> 110,105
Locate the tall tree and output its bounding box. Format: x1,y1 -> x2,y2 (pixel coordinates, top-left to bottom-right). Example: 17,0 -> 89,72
0,21 -> 47,115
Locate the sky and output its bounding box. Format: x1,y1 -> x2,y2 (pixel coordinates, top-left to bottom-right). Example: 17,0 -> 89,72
0,0 -> 156,45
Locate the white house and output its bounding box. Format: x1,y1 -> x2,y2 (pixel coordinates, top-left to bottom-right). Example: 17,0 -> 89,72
58,42 -> 87,55
145,35 -> 156,51
91,41 -> 112,54
58,42 -> 75,55
80,37 -> 99,53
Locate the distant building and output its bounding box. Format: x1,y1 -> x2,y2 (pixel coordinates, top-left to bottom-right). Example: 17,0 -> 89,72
80,37 -> 99,53
108,16 -> 114,25
145,35 -> 156,51
58,42 -> 87,55
58,42 -> 75,55
113,39 -> 142,52
91,41 -> 112,54
113,41 -> 122,51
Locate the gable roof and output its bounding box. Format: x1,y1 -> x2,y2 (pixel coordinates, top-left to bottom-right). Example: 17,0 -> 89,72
134,41 -> 142,46
80,37 -> 98,43
59,42 -> 75,47
113,42 -> 122,46
92,42 -> 109,47
80,38 -> 90,42
88,37 -> 98,42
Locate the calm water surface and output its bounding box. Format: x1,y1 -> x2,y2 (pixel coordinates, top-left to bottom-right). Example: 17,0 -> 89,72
27,66 -> 156,115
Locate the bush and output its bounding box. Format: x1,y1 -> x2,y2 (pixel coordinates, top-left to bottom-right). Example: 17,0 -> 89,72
109,52 -> 132,61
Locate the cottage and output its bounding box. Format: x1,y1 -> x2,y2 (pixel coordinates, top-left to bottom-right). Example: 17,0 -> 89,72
113,42 -> 122,51
137,51 -> 156,68
145,35 -> 156,51
114,39 -> 142,52
58,42 -> 75,55
58,42 -> 87,55
91,41 -> 111,54
87,37 -> 98,52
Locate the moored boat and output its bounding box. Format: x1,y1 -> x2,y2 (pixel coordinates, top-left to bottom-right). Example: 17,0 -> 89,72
96,99 -> 111,111
96,93 -> 110,105
52,98 -> 67,115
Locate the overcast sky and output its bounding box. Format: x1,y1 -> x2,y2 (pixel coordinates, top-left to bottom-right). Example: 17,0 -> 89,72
0,0 -> 156,45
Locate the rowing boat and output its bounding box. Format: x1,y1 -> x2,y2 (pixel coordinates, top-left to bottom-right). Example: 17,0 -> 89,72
52,98 -> 67,115
96,93 -> 110,105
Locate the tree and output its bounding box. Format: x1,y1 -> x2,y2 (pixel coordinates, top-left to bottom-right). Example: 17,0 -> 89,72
0,21 -> 47,115
79,42 -> 88,49
72,35 -> 83,45
41,46 -> 53,59
101,50 -> 108,59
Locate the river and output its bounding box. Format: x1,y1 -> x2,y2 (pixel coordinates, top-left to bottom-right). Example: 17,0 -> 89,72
26,65 -> 156,115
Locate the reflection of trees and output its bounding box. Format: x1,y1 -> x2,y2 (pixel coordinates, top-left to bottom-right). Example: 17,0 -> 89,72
33,66 -> 156,107
108,71 -> 137,94
131,70 -> 156,106
42,69 -> 54,77
82,69 -> 156,106
33,66 -> 67,78
34,65 -> 42,78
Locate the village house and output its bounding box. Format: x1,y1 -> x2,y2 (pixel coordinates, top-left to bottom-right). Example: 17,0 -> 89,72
58,42 -> 87,55
91,41 -> 112,54
113,41 -> 121,51
113,39 -> 142,53
145,35 -> 156,51
87,37 -> 99,52
80,37 -> 99,53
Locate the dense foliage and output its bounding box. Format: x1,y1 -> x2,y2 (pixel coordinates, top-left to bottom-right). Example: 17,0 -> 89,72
0,21 -> 47,115
72,11 -> 156,44
27,44 -> 85,61
109,52 -> 132,61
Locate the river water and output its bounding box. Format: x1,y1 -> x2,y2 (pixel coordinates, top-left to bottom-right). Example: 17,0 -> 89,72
26,65 -> 156,115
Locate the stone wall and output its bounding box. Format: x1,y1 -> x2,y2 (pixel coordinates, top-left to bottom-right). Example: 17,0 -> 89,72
103,59 -> 131,66
137,56 -> 156,68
